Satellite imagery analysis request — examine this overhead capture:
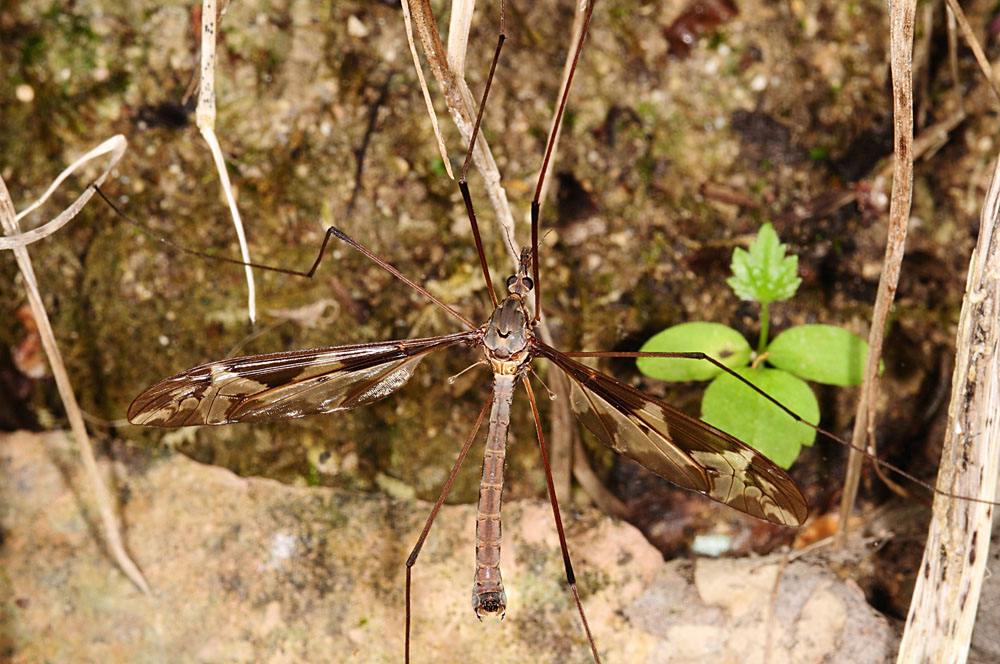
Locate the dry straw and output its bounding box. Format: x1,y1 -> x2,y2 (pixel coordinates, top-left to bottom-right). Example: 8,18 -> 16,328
0,135 -> 149,594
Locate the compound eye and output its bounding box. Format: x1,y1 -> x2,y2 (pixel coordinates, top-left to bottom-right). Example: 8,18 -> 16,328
506,275 -> 517,288
522,277 -> 533,291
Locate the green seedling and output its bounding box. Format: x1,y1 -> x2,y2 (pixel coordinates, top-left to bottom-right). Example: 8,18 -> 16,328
637,223 -> 871,468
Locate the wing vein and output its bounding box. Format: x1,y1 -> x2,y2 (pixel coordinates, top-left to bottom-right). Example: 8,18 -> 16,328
129,331 -> 478,426
534,340 -> 807,526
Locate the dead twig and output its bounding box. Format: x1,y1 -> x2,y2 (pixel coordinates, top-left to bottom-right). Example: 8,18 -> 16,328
404,0 -> 517,264
895,150 -> 1000,664
836,0 -> 916,547
195,0 -> 257,323
943,0 -> 1000,104
345,73 -> 396,219
0,143 -> 150,595
533,0 -> 593,504
399,0 -> 455,181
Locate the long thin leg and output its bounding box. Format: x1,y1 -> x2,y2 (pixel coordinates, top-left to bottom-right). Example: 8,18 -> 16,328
529,0 -> 597,324
459,2 -> 505,183
522,376 -> 602,664
457,2 -> 507,308
460,180 -> 499,307
331,226 -> 475,328
95,185 -> 476,330
405,395 -> 491,664
95,184 -> 339,278
569,349 -> 1000,507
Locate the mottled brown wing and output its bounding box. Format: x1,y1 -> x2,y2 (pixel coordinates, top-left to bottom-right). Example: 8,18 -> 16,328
535,342 -> 807,526
128,331 -> 478,427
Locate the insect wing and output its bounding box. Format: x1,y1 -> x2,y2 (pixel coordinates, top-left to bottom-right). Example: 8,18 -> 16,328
128,331 -> 478,427
535,343 -> 807,526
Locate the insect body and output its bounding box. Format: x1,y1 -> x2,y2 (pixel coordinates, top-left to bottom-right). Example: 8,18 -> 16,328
473,249 -> 534,618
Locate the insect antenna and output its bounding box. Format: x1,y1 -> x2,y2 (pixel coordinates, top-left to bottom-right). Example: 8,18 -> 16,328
500,223 -> 518,262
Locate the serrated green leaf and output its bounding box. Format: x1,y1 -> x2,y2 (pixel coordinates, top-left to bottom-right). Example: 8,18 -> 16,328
768,324 -> 873,385
702,367 -> 818,469
637,322 -> 752,381
726,223 -> 801,305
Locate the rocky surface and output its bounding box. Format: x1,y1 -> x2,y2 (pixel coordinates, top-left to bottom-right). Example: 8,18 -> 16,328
2,430 -> 902,663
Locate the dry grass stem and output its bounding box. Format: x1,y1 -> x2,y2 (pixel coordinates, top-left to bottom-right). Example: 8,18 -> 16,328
946,5 -> 962,111
510,0 -> 593,501
0,136 -> 126,250
446,0 -> 475,80
914,2 -> 933,129
836,0 -> 916,546
572,436 -> 629,519
400,0 -> 455,181
943,0 -> 1000,104
895,152 -> 1000,664
196,0 -> 257,324
533,0 -> 591,222
0,152 -> 149,594
405,0 -> 517,266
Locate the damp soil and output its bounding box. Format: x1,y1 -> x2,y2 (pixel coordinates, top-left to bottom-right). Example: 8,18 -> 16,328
2,0 -> 1000,621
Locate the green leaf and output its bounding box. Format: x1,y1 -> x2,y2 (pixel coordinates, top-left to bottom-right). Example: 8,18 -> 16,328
726,223 -> 801,305
702,367 -> 818,469
637,322 -> 752,381
768,324 -> 872,385
808,146 -> 830,161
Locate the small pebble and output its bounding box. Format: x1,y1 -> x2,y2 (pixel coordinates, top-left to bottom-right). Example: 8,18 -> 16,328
347,15 -> 369,38
16,84 -> 34,102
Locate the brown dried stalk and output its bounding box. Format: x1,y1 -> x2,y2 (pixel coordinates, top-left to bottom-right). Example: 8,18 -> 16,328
835,0 -> 916,546
195,0 -> 257,323
404,0 -> 517,264
943,0 -> 1000,104
895,151 -> 1000,664
0,146 -> 149,594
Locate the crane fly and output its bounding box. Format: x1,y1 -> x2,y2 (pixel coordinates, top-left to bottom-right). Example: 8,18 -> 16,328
127,237 -> 808,656
126,1 -> 808,661
127,241 -> 807,657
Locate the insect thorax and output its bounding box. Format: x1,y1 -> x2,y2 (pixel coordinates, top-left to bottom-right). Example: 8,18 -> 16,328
483,295 -> 531,375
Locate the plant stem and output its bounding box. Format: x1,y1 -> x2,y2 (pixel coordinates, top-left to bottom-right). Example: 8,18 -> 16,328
758,300 -> 770,355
